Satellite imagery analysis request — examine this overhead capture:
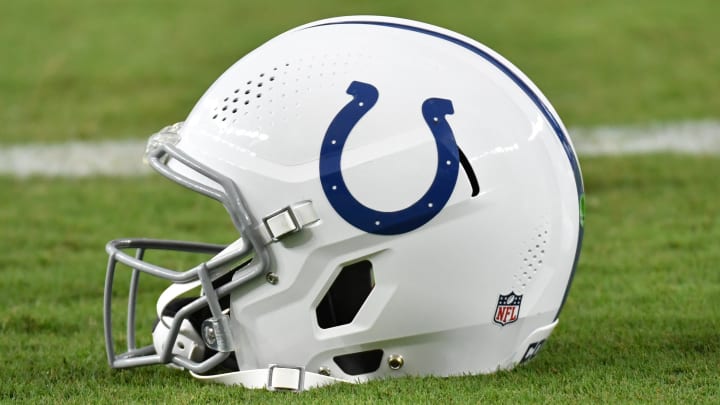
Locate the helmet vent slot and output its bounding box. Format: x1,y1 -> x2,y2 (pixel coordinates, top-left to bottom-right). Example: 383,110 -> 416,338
316,260 -> 374,329
211,64 -> 290,121
515,225 -> 549,291
333,349 -> 383,376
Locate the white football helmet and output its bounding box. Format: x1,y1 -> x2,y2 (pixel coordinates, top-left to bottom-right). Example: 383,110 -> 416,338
104,15 -> 584,391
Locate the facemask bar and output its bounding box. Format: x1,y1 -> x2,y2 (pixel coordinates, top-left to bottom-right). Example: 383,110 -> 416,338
103,123 -> 272,373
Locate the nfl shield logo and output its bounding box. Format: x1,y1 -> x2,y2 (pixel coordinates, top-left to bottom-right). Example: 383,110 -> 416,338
493,292 -> 523,326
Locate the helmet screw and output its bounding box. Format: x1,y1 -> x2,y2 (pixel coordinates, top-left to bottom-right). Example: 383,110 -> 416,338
318,367 -> 331,376
202,325 -> 217,346
388,354 -> 404,370
265,272 -> 279,285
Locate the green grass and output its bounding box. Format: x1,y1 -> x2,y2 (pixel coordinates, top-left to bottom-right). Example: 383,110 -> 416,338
1,0 -> 720,144
1,154 -> 719,403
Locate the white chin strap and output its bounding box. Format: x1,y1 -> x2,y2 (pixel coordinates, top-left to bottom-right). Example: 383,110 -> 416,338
152,316 -> 206,366
190,366 -> 352,392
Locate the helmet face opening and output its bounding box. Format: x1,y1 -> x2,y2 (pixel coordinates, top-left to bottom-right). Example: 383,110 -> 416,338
103,15 -> 583,391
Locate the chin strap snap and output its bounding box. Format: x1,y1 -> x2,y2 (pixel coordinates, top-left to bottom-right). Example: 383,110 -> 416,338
259,201 -> 319,244
190,365 -> 351,391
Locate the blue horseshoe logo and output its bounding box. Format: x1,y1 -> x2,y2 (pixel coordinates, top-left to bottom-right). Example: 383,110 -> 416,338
319,81 -> 460,235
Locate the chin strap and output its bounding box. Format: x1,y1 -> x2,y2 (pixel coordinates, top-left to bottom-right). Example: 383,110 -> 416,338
190,365 -> 352,392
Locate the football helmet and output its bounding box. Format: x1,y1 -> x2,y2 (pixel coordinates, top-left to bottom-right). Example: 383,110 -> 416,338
104,15 -> 584,391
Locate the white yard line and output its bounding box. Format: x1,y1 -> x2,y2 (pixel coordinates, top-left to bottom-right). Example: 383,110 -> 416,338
1,120 -> 719,177
0,140 -> 152,178
570,120 -> 720,156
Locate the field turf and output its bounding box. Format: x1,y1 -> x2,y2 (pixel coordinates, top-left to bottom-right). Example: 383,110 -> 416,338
1,0 -> 719,403
1,155 -> 718,403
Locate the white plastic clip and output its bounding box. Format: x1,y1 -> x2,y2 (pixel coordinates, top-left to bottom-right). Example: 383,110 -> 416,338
267,365 -> 305,392
261,201 -> 319,243
264,207 -> 300,240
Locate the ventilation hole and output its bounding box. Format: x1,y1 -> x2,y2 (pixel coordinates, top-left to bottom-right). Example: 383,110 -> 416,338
316,260 -> 374,329
224,97 -> 229,102
244,100 -> 249,105
177,341 -> 185,350
232,108 -> 237,113
257,83 -> 263,88
256,93 -> 262,98
269,76 -> 275,81
333,349 -> 383,376
234,89 -> 239,94
221,117 -> 226,121
222,106 -> 227,111
212,114 -> 218,119
232,98 -> 238,103
244,90 -> 250,95
246,80 -> 252,85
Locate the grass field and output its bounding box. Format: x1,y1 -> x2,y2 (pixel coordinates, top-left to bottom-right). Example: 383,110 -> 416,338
1,155 -> 718,403
1,0 -> 719,403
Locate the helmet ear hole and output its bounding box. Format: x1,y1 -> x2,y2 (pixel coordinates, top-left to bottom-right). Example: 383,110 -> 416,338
316,260 -> 374,329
